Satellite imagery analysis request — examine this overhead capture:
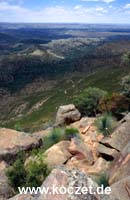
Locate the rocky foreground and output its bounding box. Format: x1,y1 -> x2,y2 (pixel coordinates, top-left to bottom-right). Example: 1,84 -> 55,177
0,104 -> 130,200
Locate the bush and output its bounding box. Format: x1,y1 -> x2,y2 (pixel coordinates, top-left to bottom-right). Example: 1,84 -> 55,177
121,51 -> 130,66
96,173 -> 109,188
121,75 -> 130,98
43,128 -> 65,150
43,127 -> 80,150
6,159 -> 26,191
98,93 -> 130,114
6,152 -> 26,191
25,159 -> 50,188
95,113 -> 117,136
65,127 -> 79,140
6,153 -> 50,192
14,123 -> 23,132
74,87 -> 107,116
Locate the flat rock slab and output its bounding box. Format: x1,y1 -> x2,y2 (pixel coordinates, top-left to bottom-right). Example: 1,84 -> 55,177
109,141 -> 130,185
0,128 -> 41,162
101,120 -> 130,152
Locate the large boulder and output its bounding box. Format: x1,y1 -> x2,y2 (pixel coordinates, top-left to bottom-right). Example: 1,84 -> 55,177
55,104 -> 81,126
111,176 -> 130,200
44,141 -> 72,167
109,141 -> 130,185
25,141 -> 72,168
100,119 -> 130,152
0,128 -> 42,163
37,166 -> 110,200
68,137 -> 94,164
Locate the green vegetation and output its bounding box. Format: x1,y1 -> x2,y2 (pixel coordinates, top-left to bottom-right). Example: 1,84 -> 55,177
6,152 -> 50,193
96,173 -> 109,188
121,74 -> 130,98
43,127 -> 79,150
25,160 -> 50,188
75,87 -> 107,116
14,122 -> 23,132
122,51 -> 130,66
65,127 -> 80,140
43,128 -> 65,150
98,93 -> 130,114
6,155 -> 26,191
6,126 -> 79,192
95,113 -> 117,136
1,66 -> 129,132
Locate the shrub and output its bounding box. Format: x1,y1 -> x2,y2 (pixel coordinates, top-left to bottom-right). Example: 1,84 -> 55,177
98,93 -> 130,114
25,159 -> 50,188
96,173 -> 109,188
43,128 -> 65,150
6,153 -> 50,192
95,113 -> 117,136
121,75 -> 130,98
14,122 -> 23,132
6,153 -> 26,191
43,127 -> 80,150
74,87 -> 107,116
65,127 -> 79,140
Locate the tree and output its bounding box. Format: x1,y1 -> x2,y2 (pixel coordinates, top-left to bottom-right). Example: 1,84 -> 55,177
121,51 -> 130,66
121,75 -> 130,98
98,93 -> 130,114
74,87 -> 107,116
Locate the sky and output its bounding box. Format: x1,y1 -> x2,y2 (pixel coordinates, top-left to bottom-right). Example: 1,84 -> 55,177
0,0 -> 130,23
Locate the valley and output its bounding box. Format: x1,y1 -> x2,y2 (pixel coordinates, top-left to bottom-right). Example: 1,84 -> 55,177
0,23 -> 130,131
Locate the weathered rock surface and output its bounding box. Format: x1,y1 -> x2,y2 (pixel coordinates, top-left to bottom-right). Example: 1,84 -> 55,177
33,127 -> 52,139
25,141 -> 72,168
8,194 -> 34,200
109,141 -> 130,185
0,161 -> 13,199
97,143 -> 118,160
101,119 -> 130,151
44,141 -> 72,167
111,176 -> 130,200
55,104 -> 81,126
37,167 -> 106,200
0,128 -> 42,162
87,157 -> 111,176
68,137 -> 94,163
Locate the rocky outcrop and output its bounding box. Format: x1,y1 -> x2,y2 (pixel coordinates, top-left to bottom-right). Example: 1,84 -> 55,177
97,143 -> 118,160
111,176 -> 130,200
0,128 -> 42,163
100,119 -> 130,151
44,141 -> 72,167
68,137 -> 94,164
55,104 -> 81,126
109,141 -> 130,185
8,167 -> 117,200
37,167 -> 110,200
87,157 -> 111,177
25,141 -> 72,168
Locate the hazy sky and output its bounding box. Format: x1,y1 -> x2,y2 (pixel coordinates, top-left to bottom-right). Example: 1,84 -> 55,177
0,0 -> 130,23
